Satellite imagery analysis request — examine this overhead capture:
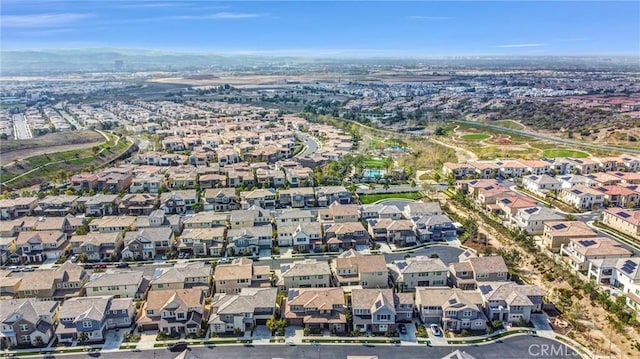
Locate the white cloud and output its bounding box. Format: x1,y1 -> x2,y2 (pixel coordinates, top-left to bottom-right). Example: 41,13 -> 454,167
2,13 -> 92,28
409,16 -> 455,20
494,43 -> 546,48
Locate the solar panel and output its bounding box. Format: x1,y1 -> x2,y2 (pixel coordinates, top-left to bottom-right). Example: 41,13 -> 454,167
552,224 -> 567,230
621,266 -> 634,275
396,261 -> 408,270
478,285 -> 492,295
624,260 -> 638,268
571,189 -> 583,195
530,175 -> 539,181
501,198 -> 511,204
617,212 -> 631,219
448,298 -> 458,305
578,240 -> 596,247
525,208 -> 538,214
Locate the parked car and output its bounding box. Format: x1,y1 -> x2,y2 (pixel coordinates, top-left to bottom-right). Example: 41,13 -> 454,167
218,257 -> 230,264
430,324 -> 442,336
21,266 -> 35,272
168,341 -> 188,352
70,255 -> 78,263
8,266 -> 20,272
94,263 -> 107,269
398,323 -> 407,335
116,262 -> 129,268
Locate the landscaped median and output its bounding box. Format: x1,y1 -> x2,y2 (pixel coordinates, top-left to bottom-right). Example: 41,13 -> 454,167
446,329 -> 537,345
152,338 -> 253,348
302,337 -> 400,344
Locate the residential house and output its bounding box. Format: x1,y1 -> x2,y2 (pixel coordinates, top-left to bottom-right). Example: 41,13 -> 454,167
595,186 -> 639,209
602,208 -> 640,239
542,221 -> 597,251
213,258 -> 271,295
118,194 -> 158,216
522,175 -> 562,197
0,298 -> 59,348
149,262 -> 211,291
324,222 -> 370,251
278,187 -> 316,208
496,196 -> 538,222
0,197 -> 38,220
35,195 -> 79,217
558,185 -> 604,210
283,287 -> 346,333
136,209 -> 182,234
277,259 -> 332,290
442,163 -> 474,179
415,287 -> 487,332
229,206 -> 270,229
17,262 -> 87,300
276,222 -> 322,251
178,227 -> 226,257
351,289 -> 413,334
95,169 -> 133,193
315,186 -> 352,206
367,218 -> 416,247
255,169 -> 286,188
159,190 -> 198,214
56,296 -> 135,343
89,216 -> 136,233
449,256 -> 509,290
208,287 -> 277,334
359,204 -> 404,220
240,189 -> 277,210
77,195 -> 119,217
561,237 -> 632,271
203,188 -> 239,212
587,257 -> 640,315
332,250 -> 388,289
519,159 -> 551,176
226,225 -> 273,256
390,256 -> 448,291
183,212 -> 228,229
198,173 -> 226,190
122,227 -> 175,260
510,206 -> 564,235
404,202 -> 444,218
84,270 -> 148,299
69,232 -> 124,262
478,282 -> 544,324
129,173 -> 164,193
137,288 -> 206,334
275,209 -> 315,227
412,214 -> 457,242
12,231 -> 68,264
70,173 -> 99,192
318,203 -> 360,223
557,174 -> 598,189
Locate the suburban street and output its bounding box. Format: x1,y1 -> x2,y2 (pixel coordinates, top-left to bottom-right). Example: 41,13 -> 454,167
12,114 -> 31,139
56,336 -> 579,359
296,133 -> 320,157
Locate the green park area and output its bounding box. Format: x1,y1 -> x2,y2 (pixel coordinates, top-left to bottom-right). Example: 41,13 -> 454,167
461,133 -> 491,141
358,192 -> 421,204
542,149 -> 589,158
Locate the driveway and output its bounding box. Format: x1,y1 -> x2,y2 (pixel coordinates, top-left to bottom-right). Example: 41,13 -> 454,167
253,325 -> 271,340
398,322 -> 417,343
530,313 -> 553,332
102,329 -> 125,351
284,326 -> 304,344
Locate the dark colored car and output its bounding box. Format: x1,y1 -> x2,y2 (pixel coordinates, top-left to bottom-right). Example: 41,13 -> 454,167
116,262 -> 129,268
168,341 -> 188,352
398,323 -> 407,335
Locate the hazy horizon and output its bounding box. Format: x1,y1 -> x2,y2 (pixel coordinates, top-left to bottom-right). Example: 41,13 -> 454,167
2,1 -> 639,57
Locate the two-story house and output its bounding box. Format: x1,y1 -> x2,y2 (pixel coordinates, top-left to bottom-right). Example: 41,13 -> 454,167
283,287 -> 346,334
84,269 -> 148,299
415,287 -> 487,332
118,194 -> 158,216
412,214 -> 457,242
182,212 -> 228,229
208,287 -> 277,334
559,185 -> 604,211
17,262 -> 87,300
12,231 -> 68,264
137,288 -> 206,335
510,206 -> 564,235
561,237 -> 632,271
226,225 -> 273,256
213,258 -> 271,295
332,250 -> 388,289
542,221 -> 597,251
159,190 -> 198,215
351,289 -> 414,334
122,227 -> 175,260
89,216 -> 136,234
69,232 -> 124,262
315,186 -> 352,206
203,188 -> 240,212
240,189 -> 277,210
178,227 -> 226,257
0,298 -> 59,348
318,203 -> 359,223
276,222 -> 322,252
56,296 -> 135,344
149,262 -> 212,291
76,195 -> 119,217
277,259 -> 332,290
390,256 -> 448,291
449,256 -> 509,290
229,207 -> 271,229
324,222 -> 370,251
478,282 -> 544,324
0,197 -> 38,220
602,207 -> 640,239
367,218 -> 416,247
278,188 -> 316,208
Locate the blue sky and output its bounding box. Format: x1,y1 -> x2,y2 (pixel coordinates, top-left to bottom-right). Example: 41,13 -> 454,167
1,1 -> 638,56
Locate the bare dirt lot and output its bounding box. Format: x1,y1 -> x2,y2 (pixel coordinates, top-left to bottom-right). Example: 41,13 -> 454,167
1,130 -> 105,166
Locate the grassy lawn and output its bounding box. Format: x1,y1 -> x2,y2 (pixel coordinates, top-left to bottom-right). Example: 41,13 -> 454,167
359,192 -> 421,204
543,149 -> 589,158
460,133 -> 491,141
494,119 -> 525,130
363,158 -> 386,168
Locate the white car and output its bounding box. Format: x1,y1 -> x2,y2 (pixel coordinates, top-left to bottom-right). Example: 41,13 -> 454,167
430,324 -> 442,336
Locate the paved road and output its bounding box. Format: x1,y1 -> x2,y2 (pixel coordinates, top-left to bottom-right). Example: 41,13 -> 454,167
66,336 -> 579,359
13,114 -> 31,139
58,109 -> 84,130
297,133 -> 320,157
454,119 -> 640,155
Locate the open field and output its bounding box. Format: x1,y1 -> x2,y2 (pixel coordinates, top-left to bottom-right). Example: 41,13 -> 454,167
1,133 -> 132,190
358,192 -> 421,204
460,133 -> 490,140
1,130 -> 105,166
363,158 -> 386,169
542,149 -> 590,158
